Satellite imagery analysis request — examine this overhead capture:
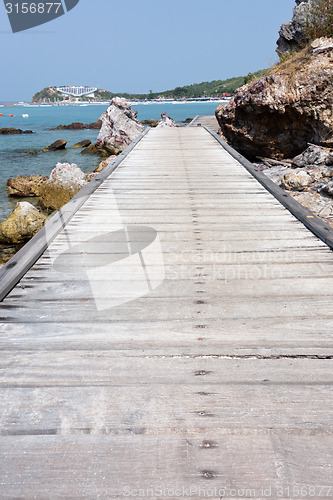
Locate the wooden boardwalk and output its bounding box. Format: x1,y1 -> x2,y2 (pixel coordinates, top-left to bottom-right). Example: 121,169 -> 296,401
0,127 -> 332,498
190,114 -> 219,130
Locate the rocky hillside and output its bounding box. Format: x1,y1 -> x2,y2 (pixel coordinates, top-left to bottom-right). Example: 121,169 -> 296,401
32,87 -> 63,102
216,0 -> 333,160
276,0 -> 313,56
216,37 -> 333,160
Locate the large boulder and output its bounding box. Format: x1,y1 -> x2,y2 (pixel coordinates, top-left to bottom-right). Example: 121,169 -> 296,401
39,162 -> 87,211
216,39 -> 333,160
6,175 -> 48,197
97,97 -> 144,153
276,0 -> 313,56
0,202 -> 47,244
157,112 -> 182,128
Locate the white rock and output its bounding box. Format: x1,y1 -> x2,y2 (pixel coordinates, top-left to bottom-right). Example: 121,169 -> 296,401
97,97 -> 144,150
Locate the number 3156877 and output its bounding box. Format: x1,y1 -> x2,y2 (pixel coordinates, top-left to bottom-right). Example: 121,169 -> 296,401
5,3 -> 62,14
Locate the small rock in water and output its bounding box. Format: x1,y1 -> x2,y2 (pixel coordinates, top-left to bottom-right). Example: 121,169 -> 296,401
80,143 -> 111,156
41,139 -> 67,152
48,120 -> 102,131
0,127 -> 33,135
72,140 -> 92,149
141,119 -> 160,127
0,202 -> 47,244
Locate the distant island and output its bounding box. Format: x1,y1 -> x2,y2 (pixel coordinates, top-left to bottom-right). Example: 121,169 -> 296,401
31,69 -> 267,103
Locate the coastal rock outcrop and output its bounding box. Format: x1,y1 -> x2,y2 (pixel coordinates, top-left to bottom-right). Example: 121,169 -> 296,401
276,0 -> 313,56
0,128 -> 33,135
97,97 -> 144,153
0,202 -> 47,244
6,175 -> 48,197
39,162 -> 87,211
157,112 -> 182,128
49,120 -> 102,131
215,38 -> 333,160
41,139 -> 67,152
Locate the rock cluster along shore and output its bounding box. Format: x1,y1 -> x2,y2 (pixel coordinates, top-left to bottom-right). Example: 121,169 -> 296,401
0,128 -> 33,135
0,99 -> 181,261
48,120 -> 102,131
255,144 -> 333,227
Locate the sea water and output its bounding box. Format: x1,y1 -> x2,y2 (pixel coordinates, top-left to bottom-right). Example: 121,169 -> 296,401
0,102 -> 220,221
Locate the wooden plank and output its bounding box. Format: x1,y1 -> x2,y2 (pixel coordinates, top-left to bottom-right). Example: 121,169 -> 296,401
1,319 -> 333,355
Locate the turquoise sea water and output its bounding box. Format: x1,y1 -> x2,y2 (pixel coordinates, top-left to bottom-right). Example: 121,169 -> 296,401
0,102 -> 219,221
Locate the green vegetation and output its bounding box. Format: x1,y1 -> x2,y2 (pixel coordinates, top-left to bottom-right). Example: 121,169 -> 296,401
305,0 -> 333,41
32,69 -> 268,103
32,87 -> 63,102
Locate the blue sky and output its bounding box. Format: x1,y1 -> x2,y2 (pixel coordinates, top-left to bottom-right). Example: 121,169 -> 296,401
0,0 -> 295,101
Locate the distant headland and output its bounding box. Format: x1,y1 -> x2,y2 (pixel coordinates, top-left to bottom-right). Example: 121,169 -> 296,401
30,70 -> 267,104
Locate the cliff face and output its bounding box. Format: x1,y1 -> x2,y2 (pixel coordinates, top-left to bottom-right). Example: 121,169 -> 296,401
276,0 -> 313,56
215,38 -> 333,160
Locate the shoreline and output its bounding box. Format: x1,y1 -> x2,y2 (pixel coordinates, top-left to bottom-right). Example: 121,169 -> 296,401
1,98 -> 230,108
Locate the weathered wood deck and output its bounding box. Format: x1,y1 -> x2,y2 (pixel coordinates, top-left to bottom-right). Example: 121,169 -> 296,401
190,114 -> 219,130
0,126 -> 332,498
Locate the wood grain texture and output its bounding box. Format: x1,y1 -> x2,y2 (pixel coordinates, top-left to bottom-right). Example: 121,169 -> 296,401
0,127 -> 332,498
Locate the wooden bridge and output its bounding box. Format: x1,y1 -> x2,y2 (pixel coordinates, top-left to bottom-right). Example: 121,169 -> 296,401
0,123 -> 332,498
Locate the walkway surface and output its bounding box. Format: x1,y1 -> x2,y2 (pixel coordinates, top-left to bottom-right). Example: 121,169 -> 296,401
190,114 -> 219,130
0,127 -> 332,498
